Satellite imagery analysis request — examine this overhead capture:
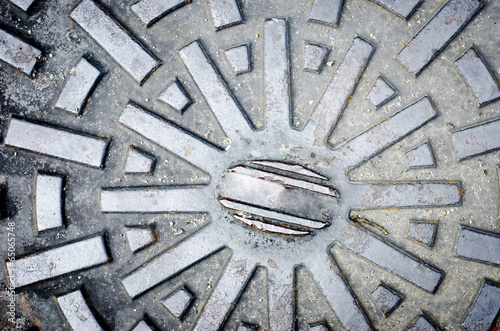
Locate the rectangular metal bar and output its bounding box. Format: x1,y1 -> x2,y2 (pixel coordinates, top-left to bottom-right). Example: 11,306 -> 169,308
179,40 -> 247,141
6,236 -> 109,288
337,97 -> 437,169
306,253 -> 371,330
70,0 -> 160,83
206,0 -> 243,31
131,0 -> 191,27
268,268 -> 294,331
251,161 -> 328,180
307,37 -> 374,145
100,186 -> 211,213
232,215 -> 310,235
36,173 -> 64,232
57,290 -> 103,331
220,199 -> 327,229
355,182 -> 461,209
454,47 -> 500,107
451,118 -> 500,160
0,28 -> 41,75
119,103 -> 218,167
308,0 -> 344,27
456,227 -> 500,266
230,166 -> 338,197
4,117 -> 109,168
264,18 -> 290,129
55,57 -> 101,115
120,228 -> 221,298
193,260 -> 255,331
339,224 -> 443,293
396,0 -> 483,76
462,281 -> 500,330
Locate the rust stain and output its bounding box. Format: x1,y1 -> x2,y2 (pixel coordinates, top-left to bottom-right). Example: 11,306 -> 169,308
445,14 -> 460,25
268,259 -> 277,268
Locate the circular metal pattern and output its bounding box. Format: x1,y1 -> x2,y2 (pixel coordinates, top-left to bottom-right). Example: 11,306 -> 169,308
0,0 -> 500,330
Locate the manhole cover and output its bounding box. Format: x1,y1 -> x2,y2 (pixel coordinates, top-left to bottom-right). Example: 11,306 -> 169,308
1,0 -> 500,330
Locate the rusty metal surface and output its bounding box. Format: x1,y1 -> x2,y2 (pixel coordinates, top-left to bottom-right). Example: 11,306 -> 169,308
1,0 -> 500,330
0,28 -> 41,75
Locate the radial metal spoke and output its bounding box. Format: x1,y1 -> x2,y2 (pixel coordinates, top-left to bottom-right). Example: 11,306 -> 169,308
120,226 -> 223,298
119,102 -> 221,173
100,186 -> 213,213
194,258 -> 256,330
305,251 -> 372,330
353,181 -> 461,209
179,40 -> 252,143
338,223 -> 443,293
336,97 -> 438,169
303,37 -> 374,146
268,266 -> 295,331
264,18 -> 291,133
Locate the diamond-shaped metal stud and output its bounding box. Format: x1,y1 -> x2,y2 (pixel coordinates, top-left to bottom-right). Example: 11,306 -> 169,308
366,76 -> 397,108
162,286 -> 194,320
407,314 -> 439,330
131,320 -> 154,331
371,284 -> 403,317
304,42 -> 330,74
225,44 -> 251,75
126,226 -> 157,253
407,221 -> 438,247
406,142 -> 436,169
124,146 -> 155,174
158,78 -> 192,114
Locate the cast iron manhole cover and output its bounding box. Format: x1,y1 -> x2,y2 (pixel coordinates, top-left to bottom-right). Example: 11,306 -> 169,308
1,0 -> 500,330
